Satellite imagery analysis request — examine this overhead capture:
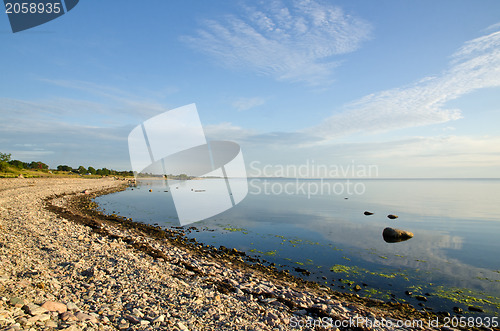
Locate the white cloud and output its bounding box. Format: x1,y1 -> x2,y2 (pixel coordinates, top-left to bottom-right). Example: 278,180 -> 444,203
203,122 -> 255,141
182,0 -> 372,85
306,28 -> 500,141
232,97 -> 266,111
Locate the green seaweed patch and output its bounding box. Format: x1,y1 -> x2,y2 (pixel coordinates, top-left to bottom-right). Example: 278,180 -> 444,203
415,259 -> 427,263
329,264 -> 363,275
394,254 -> 405,258
379,255 -> 388,260
284,258 -> 292,261
342,257 -> 351,261
432,286 -> 500,311
223,227 -> 248,234
295,262 -> 304,266
263,250 -> 277,256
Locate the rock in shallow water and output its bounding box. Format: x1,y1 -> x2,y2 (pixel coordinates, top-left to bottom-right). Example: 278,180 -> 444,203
382,227 -> 413,243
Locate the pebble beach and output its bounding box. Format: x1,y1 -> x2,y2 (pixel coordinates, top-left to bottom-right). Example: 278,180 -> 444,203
0,177 -> 457,330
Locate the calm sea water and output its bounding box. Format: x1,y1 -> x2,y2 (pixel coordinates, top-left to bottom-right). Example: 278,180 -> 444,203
95,178 -> 500,315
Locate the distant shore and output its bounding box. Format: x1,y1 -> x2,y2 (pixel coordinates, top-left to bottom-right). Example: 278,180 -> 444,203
0,177 -> 452,330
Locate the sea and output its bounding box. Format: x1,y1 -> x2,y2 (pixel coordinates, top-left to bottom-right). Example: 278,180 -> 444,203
94,178 -> 500,316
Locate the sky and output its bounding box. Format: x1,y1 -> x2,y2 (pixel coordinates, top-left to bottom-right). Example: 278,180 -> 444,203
1,0 -> 500,178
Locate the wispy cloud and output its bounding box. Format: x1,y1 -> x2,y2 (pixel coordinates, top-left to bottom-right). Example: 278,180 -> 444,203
182,0 -> 372,85
305,27 -> 500,141
232,96 -> 266,111
0,80 -> 181,169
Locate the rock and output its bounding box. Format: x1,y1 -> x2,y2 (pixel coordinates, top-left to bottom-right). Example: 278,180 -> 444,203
364,211 -> 374,215
41,301 -> 67,313
177,321 -> 189,330
22,303 -> 48,316
60,325 -> 81,331
405,291 -> 412,296
415,295 -> 427,302
382,227 -> 413,243
353,285 -> 362,292
9,297 -> 24,307
453,306 -> 463,314
387,214 -> 398,219
294,267 -> 311,276
152,314 -> 165,323
468,306 -> 484,312
75,311 -> 97,323
66,302 -> 79,312
124,313 -> 141,324
45,320 -> 58,328
118,319 -> 130,330
60,311 -> 78,322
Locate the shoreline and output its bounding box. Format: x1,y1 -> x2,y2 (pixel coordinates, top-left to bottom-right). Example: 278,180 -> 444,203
0,177 -> 483,330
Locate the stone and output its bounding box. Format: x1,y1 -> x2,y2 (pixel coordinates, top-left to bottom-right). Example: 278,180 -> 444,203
37,313 -> 51,322
353,285 -> 362,292
387,214 -> 398,219
468,306 -> 484,312
453,306 -> 463,314
60,325 -> 81,331
22,303 -> 48,316
45,320 -> 58,328
364,211 -> 374,215
124,313 -> 141,324
9,297 -> 24,308
177,321 -> 189,330
382,227 -> 414,243
66,302 -> 79,312
415,295 -> 427,302
60,311 -> 78,322
153,315 -> 165,323
75,311 -> 97,323
41,301 -> 67,313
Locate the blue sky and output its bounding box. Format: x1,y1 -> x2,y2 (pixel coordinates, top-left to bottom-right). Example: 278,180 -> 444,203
1,0 -> 500,177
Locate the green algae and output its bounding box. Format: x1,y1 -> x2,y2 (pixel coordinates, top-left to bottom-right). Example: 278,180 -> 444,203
432,286 -> 500,311
222,227 -> 248,234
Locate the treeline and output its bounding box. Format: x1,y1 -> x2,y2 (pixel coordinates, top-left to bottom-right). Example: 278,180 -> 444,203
0,152 -> 133,177
56,165 -> 133,177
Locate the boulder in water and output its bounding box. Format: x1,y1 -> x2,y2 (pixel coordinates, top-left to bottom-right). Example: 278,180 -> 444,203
383,227 -> 413,243
364,211 -> 374,215
387,214 -> 398,219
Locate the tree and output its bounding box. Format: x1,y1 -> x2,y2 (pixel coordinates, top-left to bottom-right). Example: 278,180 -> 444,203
29,161 -> 48,170
78,166 -> 87,175
8,160 -> 26,169
87,166 -> 96,175
0,152 -> 11,163
57,165 -> 72,172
